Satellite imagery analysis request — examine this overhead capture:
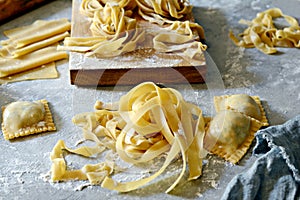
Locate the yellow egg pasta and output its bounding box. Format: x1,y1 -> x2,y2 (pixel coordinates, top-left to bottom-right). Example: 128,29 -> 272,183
2,18 -> 71,48
0,45 -> 68,78
0,18 -> 70,82
62,0 -> 206,61
60,2 -> 145,57
214,94 -> 269,126
204,94 -> 268,164
1,99 -> 56,140
204,110 -> 262,164
50,82 -> 207,193
0,32 -> 70,58
136,0 -> 192,20
0,62 -> 58,84
230,8 -> 300,54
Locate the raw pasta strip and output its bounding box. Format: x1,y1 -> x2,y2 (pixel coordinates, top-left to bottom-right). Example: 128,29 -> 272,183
2,19 -> 71,48
0,20 -> 45,45
103,82 -> 206,190
101,133 -> 184,193
50,82 -> 207,193
50,140 -> 112,183
1,32 -> 70,58
135,0 -> 192,19
87,29 -> 145,57
63,29 -> 144,57
90,3 -> 136,37
153,32 -> 206,66
80,0 -> 104,18
230,8 -> 300,54
0,46 -> 68,78
63,0 -> 205,59
62,2 -> 145,57
80,0 -> 135,19
63,36 -> 106,47
0,62 -> 58,85
187,109 -> 206,180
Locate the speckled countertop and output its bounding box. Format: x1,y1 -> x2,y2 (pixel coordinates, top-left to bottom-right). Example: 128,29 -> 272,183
0,0 -> 299,199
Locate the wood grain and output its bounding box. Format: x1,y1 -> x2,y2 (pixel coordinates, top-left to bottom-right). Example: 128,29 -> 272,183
0,0 -> 50,24
69,0 -> 206,86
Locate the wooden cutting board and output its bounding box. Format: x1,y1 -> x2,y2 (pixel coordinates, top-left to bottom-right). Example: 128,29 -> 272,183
0,0 -> 50,24
69,0 -> 206,86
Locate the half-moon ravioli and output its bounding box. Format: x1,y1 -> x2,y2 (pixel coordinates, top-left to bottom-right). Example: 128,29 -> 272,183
204,110 -> 262,164
214,94 -> 268,126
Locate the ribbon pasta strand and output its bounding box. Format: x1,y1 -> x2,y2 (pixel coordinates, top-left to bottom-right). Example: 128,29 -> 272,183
230,8 -> 300,54
61,0 -> 206,61
60,2 -> 145,57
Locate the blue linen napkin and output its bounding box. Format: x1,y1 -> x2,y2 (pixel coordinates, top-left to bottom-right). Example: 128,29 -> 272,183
221,115 -> 300,200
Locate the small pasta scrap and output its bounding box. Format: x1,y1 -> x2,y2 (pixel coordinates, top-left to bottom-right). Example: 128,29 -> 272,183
1,99 -> 56,140
50,82 -> 207,193
229,8 -> 300,54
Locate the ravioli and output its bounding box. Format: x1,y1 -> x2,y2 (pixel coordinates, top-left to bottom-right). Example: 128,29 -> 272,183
204,110 -> 262,164
1,99 -> 56,140
204,94 -> 269,164
214,94 -> 269,126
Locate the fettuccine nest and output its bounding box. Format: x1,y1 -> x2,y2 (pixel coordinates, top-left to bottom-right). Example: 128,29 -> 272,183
230,8 -> 300,54
50,82 -> 207,193
60,0 -> 206,60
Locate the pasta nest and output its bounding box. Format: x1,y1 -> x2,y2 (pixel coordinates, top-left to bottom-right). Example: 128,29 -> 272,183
135,0 -> 192,20
50,82 -> 207,193
64,0 -> 206,58
88,82 -> 206,165
80,0 -> 137,18
90,3 -> 137,37
230,8 -> 300,54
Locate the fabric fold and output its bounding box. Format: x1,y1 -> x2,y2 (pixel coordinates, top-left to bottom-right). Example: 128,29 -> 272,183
221,115 -> 300,200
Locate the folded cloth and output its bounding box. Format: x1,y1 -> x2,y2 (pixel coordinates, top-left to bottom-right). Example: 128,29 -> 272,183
221,115 -> 300,200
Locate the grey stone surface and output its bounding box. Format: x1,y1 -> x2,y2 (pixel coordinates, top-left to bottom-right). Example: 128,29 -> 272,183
0,0 -> 299,199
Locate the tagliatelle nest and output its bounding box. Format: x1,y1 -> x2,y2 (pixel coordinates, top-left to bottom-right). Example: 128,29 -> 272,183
59,0 -> 206,61
50,82 -> 207,193
230,8 -> 300,54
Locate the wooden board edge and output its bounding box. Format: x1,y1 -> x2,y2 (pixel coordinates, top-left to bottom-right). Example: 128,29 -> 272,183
70,65 -> 206,86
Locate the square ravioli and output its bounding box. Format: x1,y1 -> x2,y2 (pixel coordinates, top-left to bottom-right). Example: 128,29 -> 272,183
1,99 -> 56,140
